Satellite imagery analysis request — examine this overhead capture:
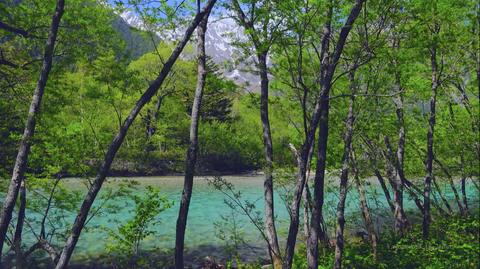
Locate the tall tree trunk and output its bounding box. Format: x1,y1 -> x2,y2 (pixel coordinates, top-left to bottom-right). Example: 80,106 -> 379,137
305,1 -> 365,268
258,50 -> 282,268
334,84 -> 355,269
424,46 -> 438,239
230,2 -> 281,265
306,2 -> 332,265
14,179 -> 26,269
174,5 -> 210,268
54,3 -> 217,268
0,0 -> 65,260
350,144 -> 377,260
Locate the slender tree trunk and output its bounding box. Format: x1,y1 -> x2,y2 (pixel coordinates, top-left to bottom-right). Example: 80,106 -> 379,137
174,5 -> 210,268
461,177 -> 471,215
284,145 -> 308,268
334,88 -> 355,269
54,3 -> 217,268
146,76 -> 175,142
432,176 -> 453,215
393,91 -> 409,233
424,46 -> 438,239
382,134 -> 408,234
14,179 -> 26,269
258,51 -> 282,268
461,155 -> 472,215
455,84 -> 480,159
306,3 -> 332,265
350,145 -> 377,260
0,0 -> 65,260
363,138 -> 395,214
306,1 -> 365,268
404,181 -> 425,214
433,158 -> 464,215
230,3 -> 281,265
375,169 -> 395,214
303,140 -> 315,239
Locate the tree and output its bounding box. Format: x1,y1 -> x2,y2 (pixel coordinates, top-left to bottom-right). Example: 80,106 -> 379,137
174,1 -> 214,267
53,1 -> 219,267
0,0 -> 66,260
229,1 -> 285,266
183,55 -> 235,123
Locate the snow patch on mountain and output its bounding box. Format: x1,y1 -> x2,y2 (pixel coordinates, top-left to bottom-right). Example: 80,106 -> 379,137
119,11 -> 261,92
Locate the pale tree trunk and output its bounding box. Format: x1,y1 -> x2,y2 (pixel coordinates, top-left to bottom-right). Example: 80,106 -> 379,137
174,4 -> 211,268
54,2 -> 217,268
350,144 -> 377,260
0,0 -> 65,260
258,51 -> 282,268
424,46 -> 439,238
231,2 -> 282,265
334,84 -> 355,269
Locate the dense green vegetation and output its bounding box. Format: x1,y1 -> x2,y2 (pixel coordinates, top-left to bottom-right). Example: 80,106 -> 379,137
0,0 -> 478,268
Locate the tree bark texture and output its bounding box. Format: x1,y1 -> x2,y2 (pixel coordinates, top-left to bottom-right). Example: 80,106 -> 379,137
54,2 -> 218,268
0,0 -> 65,260
174,5 -> 211,268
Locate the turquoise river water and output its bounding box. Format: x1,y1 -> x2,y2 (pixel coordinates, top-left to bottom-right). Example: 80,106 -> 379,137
3,174 -> 478,268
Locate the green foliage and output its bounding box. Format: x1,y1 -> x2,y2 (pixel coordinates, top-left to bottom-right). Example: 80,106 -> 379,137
103,185 -> 174,268
287,214 -> 480,269
214,207 -> 248,262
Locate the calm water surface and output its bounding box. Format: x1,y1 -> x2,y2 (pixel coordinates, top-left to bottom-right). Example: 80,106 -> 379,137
4,174 -> 478,268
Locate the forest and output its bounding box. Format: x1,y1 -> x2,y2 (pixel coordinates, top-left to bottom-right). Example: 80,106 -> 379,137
0,0 -> 479,268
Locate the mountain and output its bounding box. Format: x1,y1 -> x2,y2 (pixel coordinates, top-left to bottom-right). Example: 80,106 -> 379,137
119,11 -> 261,92
111,16 -> 161,61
